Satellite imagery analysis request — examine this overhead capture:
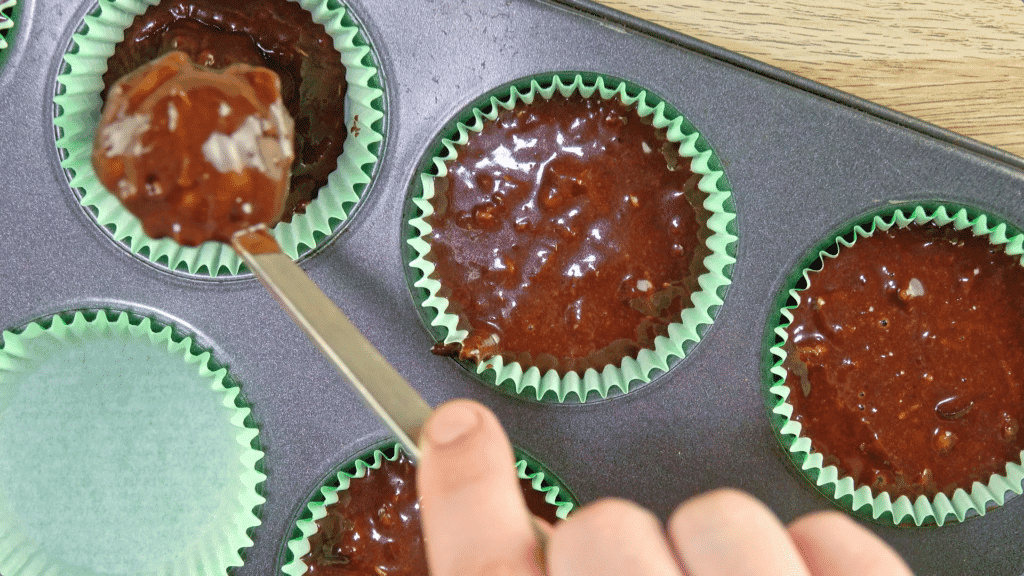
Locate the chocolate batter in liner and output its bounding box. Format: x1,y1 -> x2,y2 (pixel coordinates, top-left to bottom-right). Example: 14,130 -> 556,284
101,0 -> 347,222
280,444 -> 576,576
54,0 -> 383,276
406,73 -> 737,402
767,204 -> 1024,527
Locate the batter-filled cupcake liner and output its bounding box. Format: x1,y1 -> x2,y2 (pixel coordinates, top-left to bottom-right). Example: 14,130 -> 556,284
767,203 -> 1024,527
0,0 -> 16,54
0,309 -> 265,575
53,0 -> 384,276
406,73 -> 737,403
280,443 -> 577,575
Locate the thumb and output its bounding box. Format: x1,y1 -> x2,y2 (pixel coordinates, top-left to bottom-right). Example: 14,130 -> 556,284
417,399 -> 544,576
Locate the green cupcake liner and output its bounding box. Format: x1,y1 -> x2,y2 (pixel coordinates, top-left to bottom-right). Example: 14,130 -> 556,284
767,203 -> 1024,527
53,0 -> 385,276
0,309 -> 265,575
0,0 -> 16,53
280,443 -> 577,575
406,72 -> 737,403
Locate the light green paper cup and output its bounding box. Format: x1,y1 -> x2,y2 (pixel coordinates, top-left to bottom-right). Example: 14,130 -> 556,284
53,0 -> 385,276
767,203 -> 1024,527
0,310 -> 265,575
280,443 -> 577,575
406,72 -> 737,403
0,0 -> 16,53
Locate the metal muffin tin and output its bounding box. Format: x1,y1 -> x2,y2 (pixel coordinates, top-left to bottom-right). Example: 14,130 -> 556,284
1,0 -> 1022,574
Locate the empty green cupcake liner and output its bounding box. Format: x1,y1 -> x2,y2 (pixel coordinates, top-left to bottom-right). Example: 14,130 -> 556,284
406,72 -> 737,403
53,0 -> 385,276
280,443 -> 577,575
0,309 -> 265,575
767,203 -> 1024,526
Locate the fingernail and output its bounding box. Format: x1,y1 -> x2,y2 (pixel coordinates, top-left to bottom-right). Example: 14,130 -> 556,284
424,402 -> 481,447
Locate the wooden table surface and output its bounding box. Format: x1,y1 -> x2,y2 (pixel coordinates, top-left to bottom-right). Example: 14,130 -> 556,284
594,0 -> 1024,160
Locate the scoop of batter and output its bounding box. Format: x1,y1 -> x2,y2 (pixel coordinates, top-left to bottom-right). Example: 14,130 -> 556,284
92,50 -> 295,245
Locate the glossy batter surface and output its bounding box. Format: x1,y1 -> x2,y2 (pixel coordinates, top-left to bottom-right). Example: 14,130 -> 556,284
428,95 -> 702,374
92,51 -> 293,245
784,223 -> 1024,498
303,453 -> 424,575
302,452 -> 562,574
103,0 -> 347,220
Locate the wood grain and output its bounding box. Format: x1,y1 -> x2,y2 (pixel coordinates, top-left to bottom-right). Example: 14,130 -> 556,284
593,0 -> 1024,159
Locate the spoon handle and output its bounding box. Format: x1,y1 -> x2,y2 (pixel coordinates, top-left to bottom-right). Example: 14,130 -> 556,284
232,225 -> 430,462
232,225 -> 551,564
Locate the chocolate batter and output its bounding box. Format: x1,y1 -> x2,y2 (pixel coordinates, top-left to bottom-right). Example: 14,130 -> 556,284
784,223 -> 1024,499
302,451 -> 563,575
303,452 -> 424,575
427,94 -> 703,374
518,475 -> 564,525
92,51 -> 293,245
0,5 -> 12,36
103,0 -> 347,220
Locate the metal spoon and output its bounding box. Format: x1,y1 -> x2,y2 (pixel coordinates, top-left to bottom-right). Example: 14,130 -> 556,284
231,224 -> 431,461
231,224 -> 551,563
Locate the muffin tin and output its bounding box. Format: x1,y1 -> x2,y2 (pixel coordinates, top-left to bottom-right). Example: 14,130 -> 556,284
1,0 -> 1023,574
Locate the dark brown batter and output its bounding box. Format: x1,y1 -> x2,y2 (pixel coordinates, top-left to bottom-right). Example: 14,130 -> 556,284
784,223 -> 1024,499
303,452 -> 424,575
427,94 -> 703,374
103,0 -> 347,220
0,5 -> 12,36
302,451 -> 563,575
92,51 -> 293,245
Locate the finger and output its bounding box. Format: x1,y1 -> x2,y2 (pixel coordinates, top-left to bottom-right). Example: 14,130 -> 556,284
667,488 -> 812,576
548,498 -> 685,576
788,511 -> 913,576
417,399 -> 543,576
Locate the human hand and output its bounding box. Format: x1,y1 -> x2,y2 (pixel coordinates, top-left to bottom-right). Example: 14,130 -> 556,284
417,399 -> 914,576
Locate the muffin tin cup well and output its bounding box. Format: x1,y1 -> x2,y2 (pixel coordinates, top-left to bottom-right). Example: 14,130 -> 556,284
406,72 -> 738,403
280,443 -> 576,575
767,203 -> 1024,527
52,0 -> 385,277
0,309 -> 265,576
